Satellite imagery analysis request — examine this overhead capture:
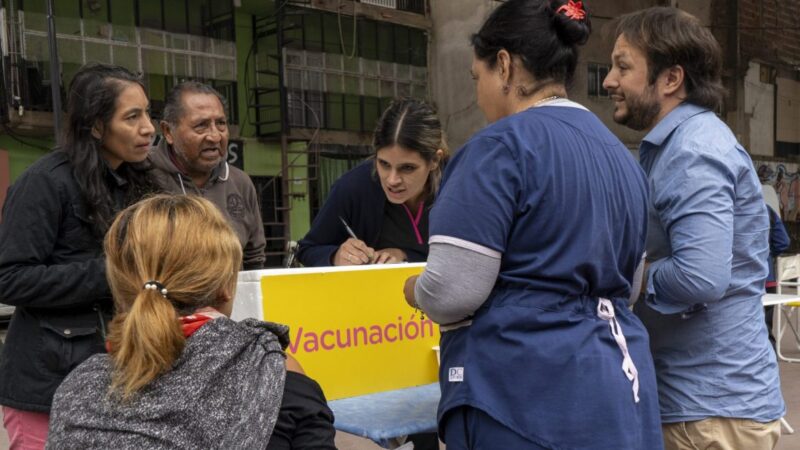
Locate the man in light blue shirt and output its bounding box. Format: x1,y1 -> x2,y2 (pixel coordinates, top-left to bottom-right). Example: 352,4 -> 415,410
604,7 -> 784,449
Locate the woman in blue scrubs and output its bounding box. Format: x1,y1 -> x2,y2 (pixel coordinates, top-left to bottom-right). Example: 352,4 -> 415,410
403,0 -> 662,448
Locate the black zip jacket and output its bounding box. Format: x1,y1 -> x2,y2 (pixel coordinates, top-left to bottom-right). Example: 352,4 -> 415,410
0,151 -> 123,412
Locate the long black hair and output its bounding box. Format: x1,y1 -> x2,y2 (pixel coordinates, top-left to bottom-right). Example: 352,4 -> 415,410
472,0 -> 591,90
61,63 -> 158,237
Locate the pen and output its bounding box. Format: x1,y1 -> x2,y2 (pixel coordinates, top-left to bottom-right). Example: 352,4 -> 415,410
339,216 -> 358,240
340,216 -> 374,263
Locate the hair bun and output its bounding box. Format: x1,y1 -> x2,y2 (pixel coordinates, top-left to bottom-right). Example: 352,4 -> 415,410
551,0 -> 591,46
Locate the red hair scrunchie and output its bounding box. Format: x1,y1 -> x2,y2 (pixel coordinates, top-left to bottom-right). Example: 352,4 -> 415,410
556,0 -> 586,21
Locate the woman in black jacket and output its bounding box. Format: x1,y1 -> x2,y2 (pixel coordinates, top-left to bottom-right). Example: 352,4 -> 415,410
0,63 -> 157,447
297,99 -> 448,267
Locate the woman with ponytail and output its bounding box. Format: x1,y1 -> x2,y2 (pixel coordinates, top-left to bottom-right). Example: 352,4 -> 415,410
403,1 -> 662,448
47,195 -> 336,449
297,98 -> 448,267
0,63 -> 157,448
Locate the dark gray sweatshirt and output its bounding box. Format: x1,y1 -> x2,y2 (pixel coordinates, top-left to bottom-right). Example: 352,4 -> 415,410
46,318 -> 289,449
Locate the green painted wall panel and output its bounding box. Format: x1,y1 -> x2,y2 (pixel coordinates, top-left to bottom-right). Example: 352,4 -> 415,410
235,8 -> 256,138
242,138 -> 281,175
0,136 -> 53,181
138,0 -> 162,29
164,0 -> 187,33
22,0 -> 46,14
287,141 -> 310,240
110,0 -> 136,26
241,139 -> 311,240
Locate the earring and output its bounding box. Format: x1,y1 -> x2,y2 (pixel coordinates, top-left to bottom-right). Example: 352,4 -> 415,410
502,84 -> 510,94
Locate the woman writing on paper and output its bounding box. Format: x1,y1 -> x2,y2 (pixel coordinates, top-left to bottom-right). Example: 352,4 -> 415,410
403,0 -> 662,448
296,99 -> 448,267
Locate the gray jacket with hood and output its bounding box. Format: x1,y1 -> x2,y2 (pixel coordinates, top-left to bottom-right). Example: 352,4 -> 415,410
47,317 -> 289,449
150,140 -> 266,269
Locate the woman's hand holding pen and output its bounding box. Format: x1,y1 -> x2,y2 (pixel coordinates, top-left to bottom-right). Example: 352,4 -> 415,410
333,238 -> 375,266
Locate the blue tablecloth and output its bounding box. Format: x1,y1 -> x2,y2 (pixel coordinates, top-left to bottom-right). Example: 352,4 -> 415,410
328,383 -> 440,448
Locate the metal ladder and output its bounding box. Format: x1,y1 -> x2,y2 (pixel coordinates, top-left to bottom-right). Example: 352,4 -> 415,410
250,0 -> 319,267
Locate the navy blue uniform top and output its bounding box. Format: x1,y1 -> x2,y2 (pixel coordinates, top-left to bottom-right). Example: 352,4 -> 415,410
430,103 -> 663,449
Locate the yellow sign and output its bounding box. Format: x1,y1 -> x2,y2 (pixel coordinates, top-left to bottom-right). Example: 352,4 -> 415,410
260,264 -> 439,400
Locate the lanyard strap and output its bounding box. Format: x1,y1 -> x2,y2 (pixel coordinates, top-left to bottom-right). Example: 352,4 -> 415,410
597,298 -> 640,403
402,201 -> 425,245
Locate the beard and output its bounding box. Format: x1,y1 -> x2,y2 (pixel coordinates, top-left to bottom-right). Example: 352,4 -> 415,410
614,86 -> 662,132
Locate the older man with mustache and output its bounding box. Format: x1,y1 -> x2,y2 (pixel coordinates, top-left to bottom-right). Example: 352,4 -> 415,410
151,82 -> 266,270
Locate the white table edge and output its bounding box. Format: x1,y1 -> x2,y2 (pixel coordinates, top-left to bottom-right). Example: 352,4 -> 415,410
762,293 -> 800,307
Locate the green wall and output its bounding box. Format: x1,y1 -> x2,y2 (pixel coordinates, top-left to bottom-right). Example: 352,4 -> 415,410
241,138 -> 311,241
242,138 -> 282,175
287,142 -> 310,241
0,136 -> 53,182
235,8 -> 257,139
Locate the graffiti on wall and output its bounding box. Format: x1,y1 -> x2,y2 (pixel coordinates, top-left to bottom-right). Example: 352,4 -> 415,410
756,160 -> 800,221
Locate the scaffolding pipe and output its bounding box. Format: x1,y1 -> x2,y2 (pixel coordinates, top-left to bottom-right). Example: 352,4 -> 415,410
46,0 -> 62,144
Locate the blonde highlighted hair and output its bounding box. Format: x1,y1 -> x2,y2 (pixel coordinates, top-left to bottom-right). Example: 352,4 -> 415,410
104,194 -> 243,400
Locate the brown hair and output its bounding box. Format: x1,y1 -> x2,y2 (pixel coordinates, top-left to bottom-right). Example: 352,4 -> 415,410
104,194 -> 242,400
373,98 -> 449,201
615,7 -> 725,111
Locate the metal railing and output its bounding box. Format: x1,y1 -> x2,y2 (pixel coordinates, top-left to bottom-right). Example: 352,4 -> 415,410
358,0 -> 425,14
360,0 -> 396,8
397,0 -> 425,14
1,9 -> 237,113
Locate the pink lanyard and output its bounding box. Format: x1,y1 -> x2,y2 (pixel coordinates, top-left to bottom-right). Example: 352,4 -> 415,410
402,201 -> 425,245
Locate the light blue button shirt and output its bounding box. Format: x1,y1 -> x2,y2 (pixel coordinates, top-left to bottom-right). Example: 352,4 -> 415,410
635,103 -> 785,423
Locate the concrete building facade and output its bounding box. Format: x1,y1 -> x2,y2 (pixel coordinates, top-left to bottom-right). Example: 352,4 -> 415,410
429,0 -> 666,151
713,0 -> 800,235
3,0 -> 800,259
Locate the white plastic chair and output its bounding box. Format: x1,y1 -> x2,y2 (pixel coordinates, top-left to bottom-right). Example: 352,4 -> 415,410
775,254 -> 800,363
769,255 -> 798,435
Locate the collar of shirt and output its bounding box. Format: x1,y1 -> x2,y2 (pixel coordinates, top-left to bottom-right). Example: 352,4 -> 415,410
640,102 -> 708,154
100,159 -> 129,188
